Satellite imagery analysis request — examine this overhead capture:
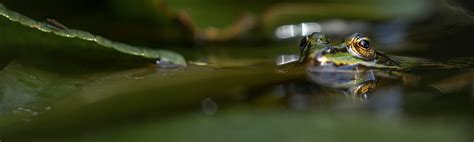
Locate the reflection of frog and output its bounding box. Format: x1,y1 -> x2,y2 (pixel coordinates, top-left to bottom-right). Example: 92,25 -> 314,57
298,32 -> 400,69
307,65 -> 377,102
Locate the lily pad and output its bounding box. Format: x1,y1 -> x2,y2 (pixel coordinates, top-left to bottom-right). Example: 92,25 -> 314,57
0,3 -> 186,66
1,0 -> 195,45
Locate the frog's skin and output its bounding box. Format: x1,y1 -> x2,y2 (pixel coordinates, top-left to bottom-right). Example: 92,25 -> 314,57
298,32 -> 401,69
297,32 -> 330,65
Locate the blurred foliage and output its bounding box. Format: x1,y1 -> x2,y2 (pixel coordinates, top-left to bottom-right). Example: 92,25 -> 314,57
166,0 -> 426,27
0,0 -> 431,43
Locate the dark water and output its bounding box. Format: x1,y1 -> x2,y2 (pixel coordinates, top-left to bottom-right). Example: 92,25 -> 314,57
244,57 -> 474,113
0,51 -> 473,142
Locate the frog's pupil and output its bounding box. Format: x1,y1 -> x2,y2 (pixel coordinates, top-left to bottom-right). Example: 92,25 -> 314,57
359,40 -> 370,49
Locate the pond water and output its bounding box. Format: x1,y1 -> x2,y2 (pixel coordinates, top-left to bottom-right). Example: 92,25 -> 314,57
0,47 -> 472,141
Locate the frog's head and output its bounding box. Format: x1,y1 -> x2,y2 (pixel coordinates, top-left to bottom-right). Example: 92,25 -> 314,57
299,32 -> 330,51
314,33 -> 401,69
298,32 -> 331,64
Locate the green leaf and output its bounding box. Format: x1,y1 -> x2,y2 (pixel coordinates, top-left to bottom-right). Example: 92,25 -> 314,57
0,3 -> 186,66
1,0 -> 195,44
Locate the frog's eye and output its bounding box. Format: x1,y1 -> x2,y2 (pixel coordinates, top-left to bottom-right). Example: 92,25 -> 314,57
346,33 -> 376,60
358,40 -> 370,49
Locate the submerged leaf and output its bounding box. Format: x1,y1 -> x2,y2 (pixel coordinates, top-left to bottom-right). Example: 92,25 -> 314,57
0,63 -> 303,140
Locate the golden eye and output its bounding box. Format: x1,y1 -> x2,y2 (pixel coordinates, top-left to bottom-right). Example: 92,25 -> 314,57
345,33 -> 376,60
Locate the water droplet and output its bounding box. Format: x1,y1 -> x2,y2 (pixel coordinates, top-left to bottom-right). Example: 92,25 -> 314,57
201,98 -> 217,115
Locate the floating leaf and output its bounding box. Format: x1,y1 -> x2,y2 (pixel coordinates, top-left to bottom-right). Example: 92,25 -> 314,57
1,0 -> 195,44
0,3 -> 186,66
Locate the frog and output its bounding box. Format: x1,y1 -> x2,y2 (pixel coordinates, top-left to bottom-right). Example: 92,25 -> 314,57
274,32 -> 405,103
297,32 -> 401,69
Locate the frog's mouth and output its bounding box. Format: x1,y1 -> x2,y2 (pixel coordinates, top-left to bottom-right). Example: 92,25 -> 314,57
316,55 -> 376,67
315,50 -> 401,69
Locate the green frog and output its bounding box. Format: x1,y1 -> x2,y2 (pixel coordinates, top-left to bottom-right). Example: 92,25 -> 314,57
274,32 -> 405,103
297,32 -> 401,69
